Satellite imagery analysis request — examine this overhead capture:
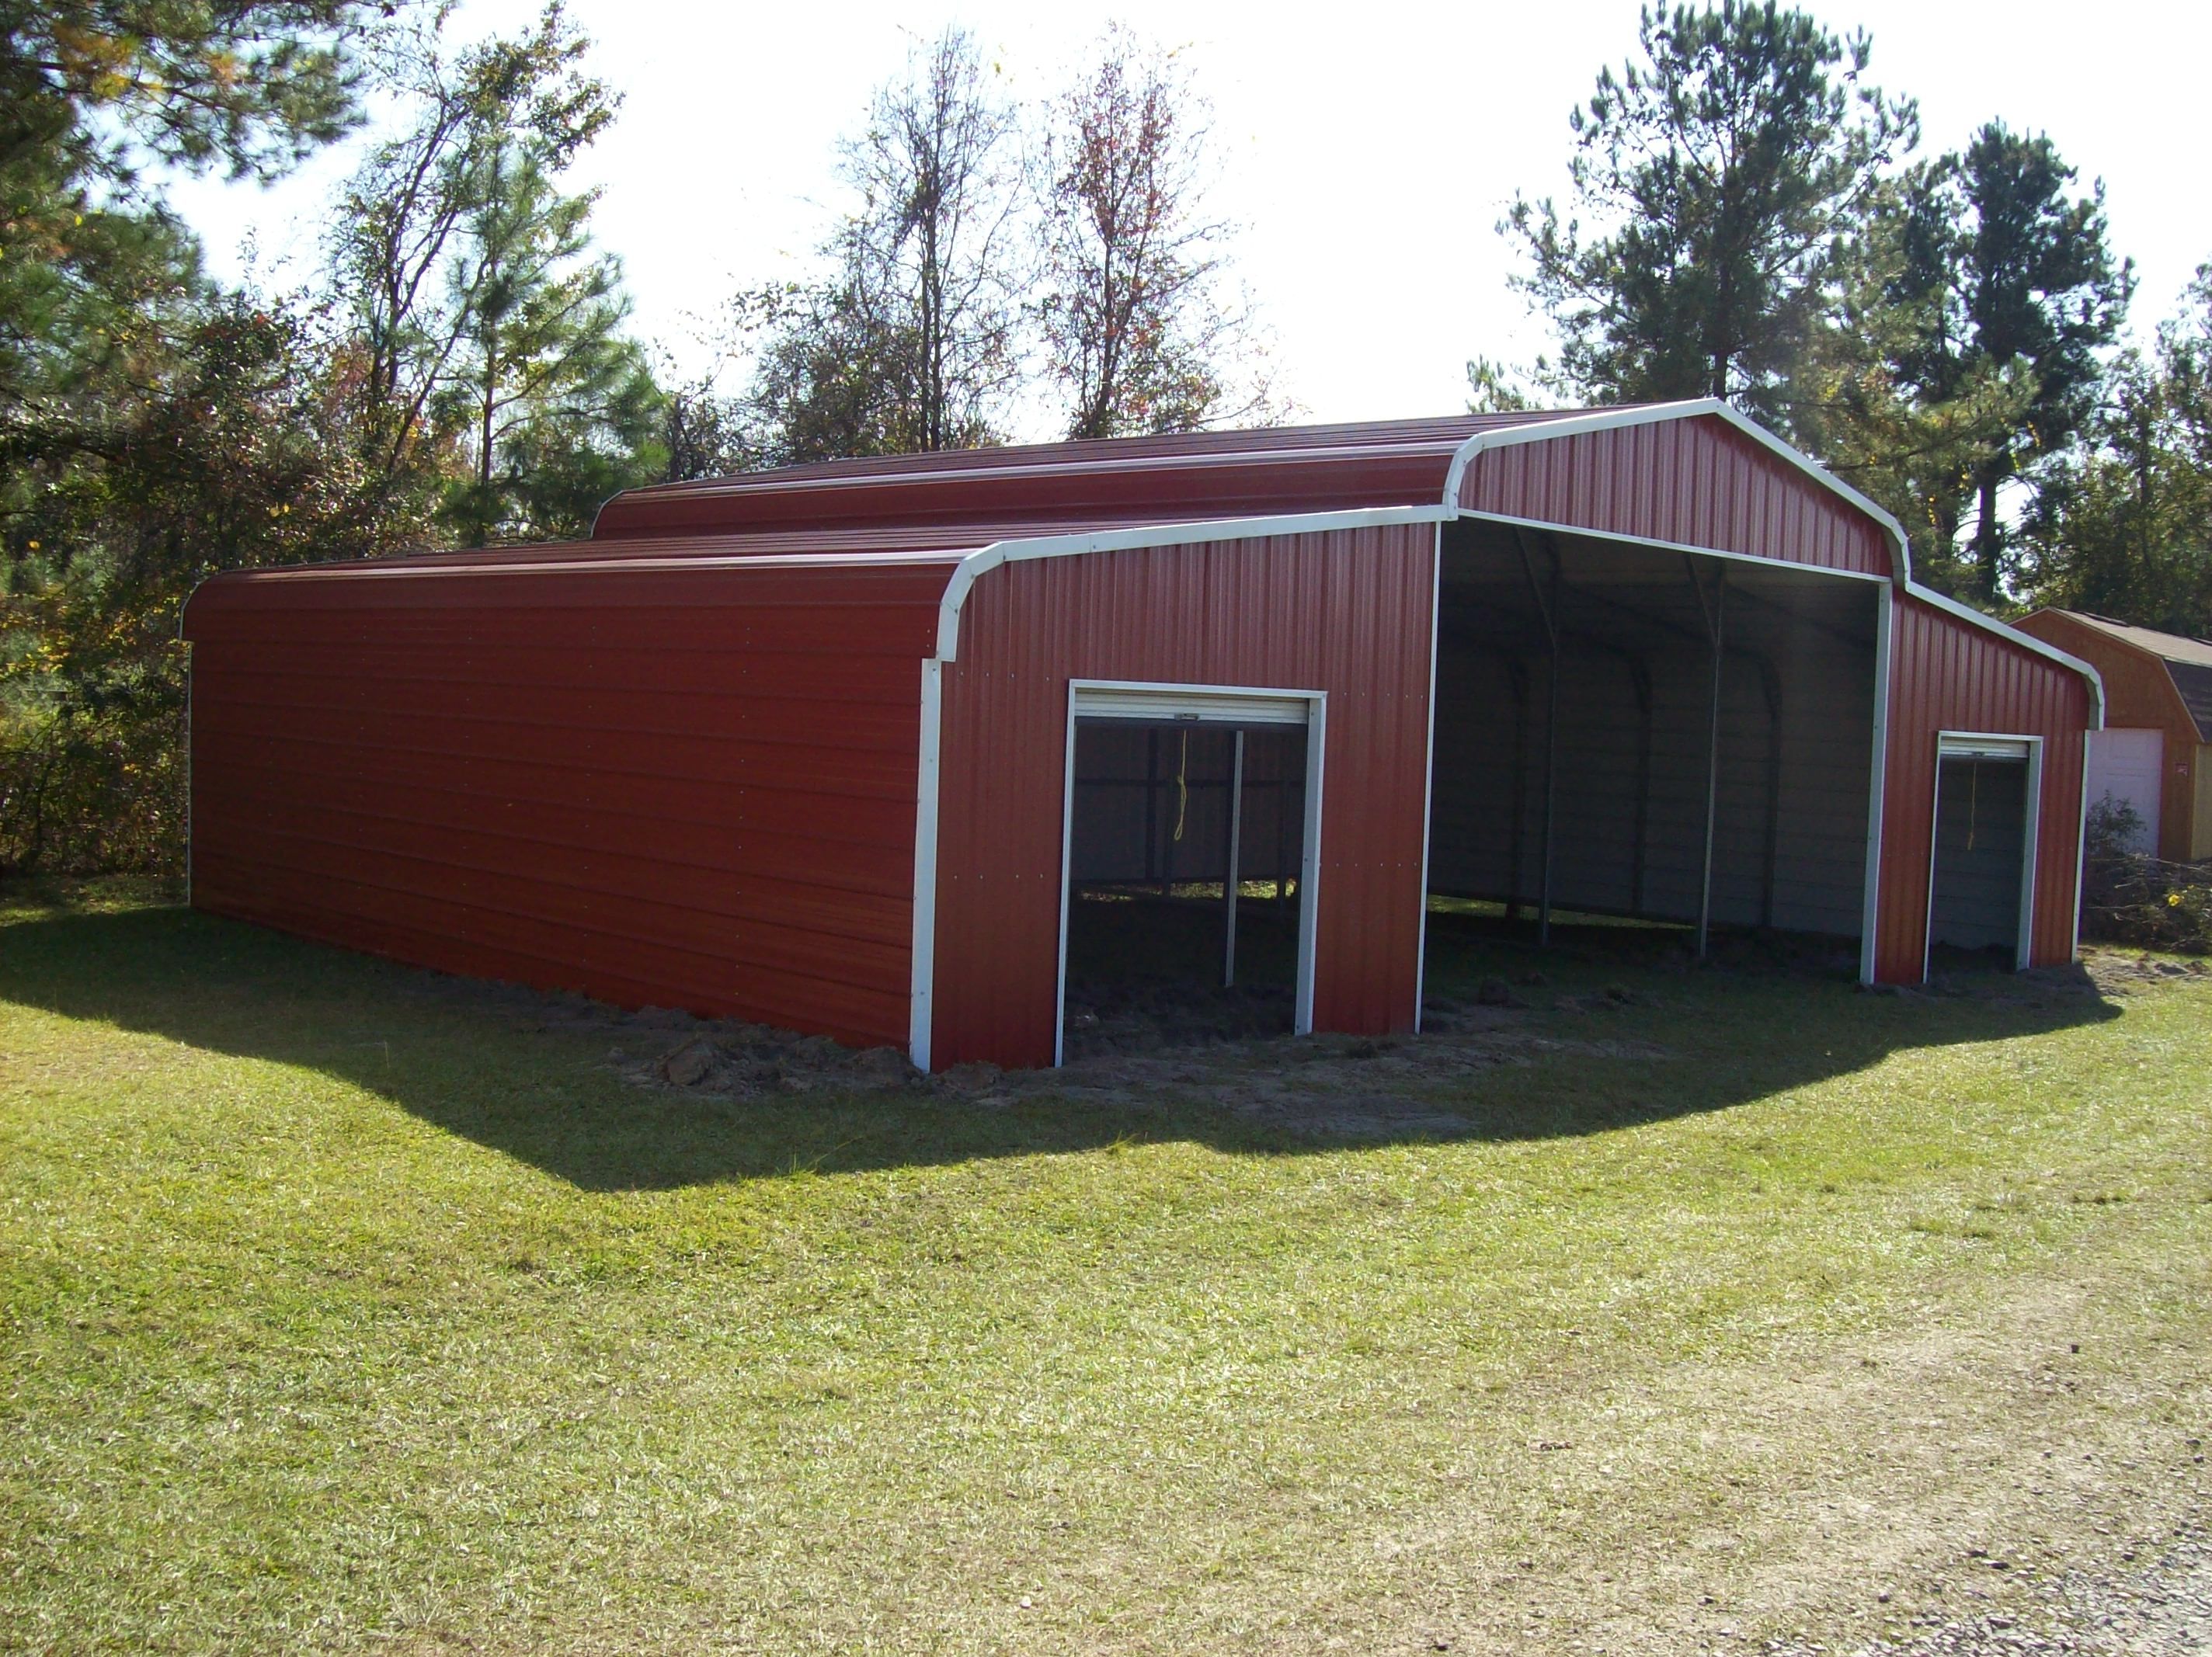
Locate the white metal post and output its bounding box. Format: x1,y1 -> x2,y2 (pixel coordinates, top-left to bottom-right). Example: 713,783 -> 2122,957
1224,728 -> 1245,987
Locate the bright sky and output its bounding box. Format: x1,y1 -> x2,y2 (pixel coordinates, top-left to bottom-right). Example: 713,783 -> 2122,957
169,1 -> 2211,436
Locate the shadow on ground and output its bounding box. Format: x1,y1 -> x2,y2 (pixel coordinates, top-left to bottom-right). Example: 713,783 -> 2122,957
0,891 -> 2129,1192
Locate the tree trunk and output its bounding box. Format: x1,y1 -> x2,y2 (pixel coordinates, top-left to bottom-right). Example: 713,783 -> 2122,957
1972,467 -> 2002,602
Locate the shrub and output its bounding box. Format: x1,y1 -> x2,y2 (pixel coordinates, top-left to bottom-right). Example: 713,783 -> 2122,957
2079,796 -> 2212,954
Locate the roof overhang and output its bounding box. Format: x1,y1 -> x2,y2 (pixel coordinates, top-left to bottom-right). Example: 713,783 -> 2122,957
926,401 -> 2105,728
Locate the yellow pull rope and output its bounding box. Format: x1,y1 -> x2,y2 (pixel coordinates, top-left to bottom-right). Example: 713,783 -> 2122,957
1173,730 -> 1189,842
1966,761 -> 1979,852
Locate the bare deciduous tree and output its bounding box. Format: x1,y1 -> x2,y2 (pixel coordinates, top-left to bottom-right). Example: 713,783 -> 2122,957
840,25 -> 1023,452
1035,26 -> 1278,439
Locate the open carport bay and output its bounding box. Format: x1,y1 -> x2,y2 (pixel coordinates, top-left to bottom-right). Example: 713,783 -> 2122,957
1428,518 -> 1880,951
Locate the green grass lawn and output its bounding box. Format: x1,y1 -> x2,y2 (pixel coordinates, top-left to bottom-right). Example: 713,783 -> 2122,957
2,883 -> 2207,1655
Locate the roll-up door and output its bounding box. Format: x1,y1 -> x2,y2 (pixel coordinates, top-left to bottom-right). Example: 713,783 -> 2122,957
1070,684 -> 1313,726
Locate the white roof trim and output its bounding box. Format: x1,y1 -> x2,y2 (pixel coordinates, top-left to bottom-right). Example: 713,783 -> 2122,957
932,505 -> 1449,662
1441,398 -> 1921,587
921,403 -> 2102,728
1904,581 -> 2107,729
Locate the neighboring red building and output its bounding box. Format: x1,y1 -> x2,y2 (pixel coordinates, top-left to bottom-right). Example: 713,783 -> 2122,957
183,402 -> 2105,1070
2015,610 -> 2212,863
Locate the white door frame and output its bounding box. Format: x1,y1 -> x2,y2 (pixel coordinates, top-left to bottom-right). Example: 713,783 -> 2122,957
1058,679 -> 1327,1066
1923,731 -> 2044,977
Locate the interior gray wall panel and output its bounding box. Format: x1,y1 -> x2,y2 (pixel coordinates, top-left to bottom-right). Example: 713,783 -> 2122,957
1928,756 -> 2028,952
1069,723 -> 1304,887
1426,537 -> 1876,940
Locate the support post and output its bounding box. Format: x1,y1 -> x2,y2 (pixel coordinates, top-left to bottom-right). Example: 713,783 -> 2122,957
1688,558 -> 1727,958
1144,728 -> 1160,892
1224,729 -> 1245,987
1629,658 -> 1654,915
1756,656 -> 1782,932
1515,530 -> 1563,946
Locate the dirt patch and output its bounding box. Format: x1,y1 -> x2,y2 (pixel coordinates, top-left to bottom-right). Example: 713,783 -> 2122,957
614,1020 -> 923,1099
443,975 -> 1678,1138
1060,978 -> 1296,1060
426,940 -> 2197,1141
978,1000 -> 1669,1140
2079,949 -> 2212,998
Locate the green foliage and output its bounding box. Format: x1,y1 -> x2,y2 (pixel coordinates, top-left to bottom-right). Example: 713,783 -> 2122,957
2015,263 -> 2212,632
1503,1 -> 1914,432
0,1 -> 370,412
435,131 -> 663,541
325,4 -> 662,544
1465,354 -> 1539,414
2,296 -> 441,872
0,2 -> 405,874
654,369 -> 756,482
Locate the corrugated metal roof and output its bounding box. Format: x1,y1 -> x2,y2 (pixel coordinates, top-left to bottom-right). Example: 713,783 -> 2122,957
591,412 -> 1594,541
190,405 -> 1906,609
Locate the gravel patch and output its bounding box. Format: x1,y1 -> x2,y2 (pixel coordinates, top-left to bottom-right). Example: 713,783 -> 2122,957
1765,1523 -> 2212,1657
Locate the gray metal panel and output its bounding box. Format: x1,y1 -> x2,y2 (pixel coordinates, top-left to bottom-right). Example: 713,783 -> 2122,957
1929,757 -> 2029,952
1426,525 -> 1877,940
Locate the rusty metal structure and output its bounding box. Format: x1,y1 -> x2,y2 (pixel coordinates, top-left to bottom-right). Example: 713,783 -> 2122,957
183,402 -> 2106,1070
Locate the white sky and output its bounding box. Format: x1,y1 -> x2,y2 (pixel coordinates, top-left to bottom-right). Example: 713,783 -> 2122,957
168,0 -> 2211,436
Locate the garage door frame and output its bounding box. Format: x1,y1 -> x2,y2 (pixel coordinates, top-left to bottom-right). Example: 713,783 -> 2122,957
1059,679 -> 1328,1065
1924,731 -> 2044,975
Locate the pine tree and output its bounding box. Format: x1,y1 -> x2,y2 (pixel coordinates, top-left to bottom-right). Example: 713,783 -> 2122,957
1877,123 -> 2133,600
2016,264 -> 2212,632
1503,2 -> 1915,433
436,130 -> 661,542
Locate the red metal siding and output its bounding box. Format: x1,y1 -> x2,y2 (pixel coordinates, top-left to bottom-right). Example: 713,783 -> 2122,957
183,557 -> 951,1046
1459,415 -> 1897,578
929,525 -> 1438,1069
1873,595 -> 2092,980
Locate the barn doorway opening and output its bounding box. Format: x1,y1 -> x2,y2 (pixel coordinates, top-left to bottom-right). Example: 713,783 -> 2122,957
1423,516 -> 1883,984
1057,686 -> 1318,1062
1925,738 -> 2040,972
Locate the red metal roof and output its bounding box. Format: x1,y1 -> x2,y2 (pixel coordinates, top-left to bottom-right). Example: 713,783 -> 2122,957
190,405 -> 1909,603
590,412 -> 1590,542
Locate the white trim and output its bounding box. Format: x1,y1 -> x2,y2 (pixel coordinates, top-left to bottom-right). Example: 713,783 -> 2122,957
1297,693 -> 1328,1036
1440,399 -> 1920,587
1455,507 -> 1889,585
1414,523 -> 1442,1033
2022,738 -> 2046,971
934,506 -> 1449,662
1224,729 -> 1245,989
2071,729 -> 2092,963
907,658 -> 943,1072
1904,582 -> 2108,728
1936,735 -> 2034,762
1859,583 -> 1893,985
1068,683 -> 1312,724
1053,690 -> 1080,1068
1922,731 -> 2045,978
1055,679 -> 1327,1062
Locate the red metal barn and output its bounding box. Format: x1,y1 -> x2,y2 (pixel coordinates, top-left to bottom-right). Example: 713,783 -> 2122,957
182,402 -> 2104,1071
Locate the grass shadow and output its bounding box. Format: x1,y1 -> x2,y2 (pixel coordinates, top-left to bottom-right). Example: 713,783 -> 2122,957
0,889 -> 2127,1191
